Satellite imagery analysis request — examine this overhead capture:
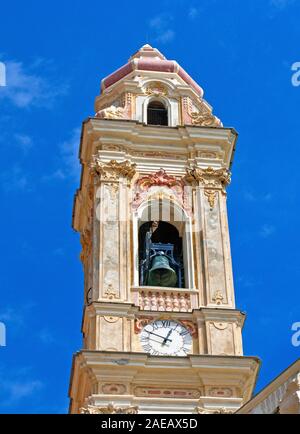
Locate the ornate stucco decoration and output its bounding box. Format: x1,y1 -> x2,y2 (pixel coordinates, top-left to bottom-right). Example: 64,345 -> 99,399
90,156 -> 136,182
132,169 -> 191,213
185,166 -> 231,191
185,166 -> 230,209
95,105 -> 125,119
278,376 -> 300,414
134,316 -> 154,334
196,406 -> 234,414
182,96 -> 222,127
143,81 -> 168,97
103,284 -> 119,300
95,92 -> 134,119
134,386 -> 201,399
190,110 -> 221,127
80,403 -> 138,414
101,383 -> 127,395
212,290 -> 225,305
204,190 -> 217,210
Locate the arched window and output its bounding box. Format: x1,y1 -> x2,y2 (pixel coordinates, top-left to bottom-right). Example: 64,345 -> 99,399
133,199 -> 195,289
147,100 -> 168,126
139,221 -> 184,288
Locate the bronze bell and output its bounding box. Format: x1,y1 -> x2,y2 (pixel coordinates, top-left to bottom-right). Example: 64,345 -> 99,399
146,254 -> 177,287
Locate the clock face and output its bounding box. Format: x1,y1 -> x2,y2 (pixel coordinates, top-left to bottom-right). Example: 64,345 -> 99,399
140,319 -> 192,356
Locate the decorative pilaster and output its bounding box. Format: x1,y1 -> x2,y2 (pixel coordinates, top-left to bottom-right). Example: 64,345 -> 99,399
89,156 -> 136,303
186,166 -> 234,308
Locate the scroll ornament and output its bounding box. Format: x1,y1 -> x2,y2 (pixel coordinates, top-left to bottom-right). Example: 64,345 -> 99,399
132,169 -> 190,212
196,406 -> 234,414
143,82 -> 168,97
80,403 -> 138,414
185,166 -> 231,190
95,105 -> 125,119
190,110 -> 222,127
89,156 -> 136,181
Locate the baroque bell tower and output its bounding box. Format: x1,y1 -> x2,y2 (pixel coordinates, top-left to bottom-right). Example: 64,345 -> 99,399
68,45 -> 260,414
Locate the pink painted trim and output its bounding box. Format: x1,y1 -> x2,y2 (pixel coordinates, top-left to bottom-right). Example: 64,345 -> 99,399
101,58 -> 203,96
102,61 -> 133,90
137,59 -> 176,73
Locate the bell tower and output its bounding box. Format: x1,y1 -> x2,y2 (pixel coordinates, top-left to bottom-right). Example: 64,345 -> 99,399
69,45 -> 260,414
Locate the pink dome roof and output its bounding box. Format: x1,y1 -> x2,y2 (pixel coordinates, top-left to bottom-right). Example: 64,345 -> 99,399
101,44 -> 203,96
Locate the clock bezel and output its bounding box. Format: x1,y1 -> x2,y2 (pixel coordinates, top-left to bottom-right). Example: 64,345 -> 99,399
140,319 -> 193,357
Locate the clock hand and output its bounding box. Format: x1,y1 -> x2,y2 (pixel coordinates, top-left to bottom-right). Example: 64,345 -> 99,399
146,331 -> 172,342
162,329 -> 172,345
148,336 -> 171,346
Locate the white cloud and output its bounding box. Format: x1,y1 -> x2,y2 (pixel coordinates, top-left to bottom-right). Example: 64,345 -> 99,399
0,376 -> 43,406
0,303 -> 36,329
43,128 -> 80,182
149,14 -> 175,44
156,29 -> 175,44
14,134 -> 33,154
0,164 -> 31,192
60,128 -> 81,178
0,307 -> 24,327
0,59 -> 67,108
270,0 -> 295,8
38,329 -> 55,345
6,380 -> 43,403
260,224 -> 276,238
244,191 -> 273,202
188,7 -> 199,19
237,275 -> 262,288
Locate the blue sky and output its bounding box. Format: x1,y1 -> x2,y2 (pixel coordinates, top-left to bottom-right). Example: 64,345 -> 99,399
0,0 -> 299,413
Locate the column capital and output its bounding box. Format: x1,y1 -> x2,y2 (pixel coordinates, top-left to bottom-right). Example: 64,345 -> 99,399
89,155 -> 136,182
185,166 -> 231,190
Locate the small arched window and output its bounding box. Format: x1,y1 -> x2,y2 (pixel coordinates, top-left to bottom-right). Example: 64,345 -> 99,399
147,100 -> 168,126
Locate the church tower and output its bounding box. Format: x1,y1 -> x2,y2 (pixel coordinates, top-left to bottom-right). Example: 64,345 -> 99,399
68,45 -> 260,414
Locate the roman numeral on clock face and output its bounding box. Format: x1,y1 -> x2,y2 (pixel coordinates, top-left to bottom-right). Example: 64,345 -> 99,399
161,320 -> 171,328
180,329 -> 190,336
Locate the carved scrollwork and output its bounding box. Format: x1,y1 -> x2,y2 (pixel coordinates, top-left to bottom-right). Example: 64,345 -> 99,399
90,156 -> 136,182
80,403 -> 138,414
134,317 -> 154,334
196,406 -> 234,414
143,81 -> 168,97
212,290 -> 225,305
95,106 -> 125,119
132,169 -> 191,213
204,190 -> 217,210
185,166 -> 231,191
103,284 -> 119,300
190,110 -> 221,127
182,96 -> 222,127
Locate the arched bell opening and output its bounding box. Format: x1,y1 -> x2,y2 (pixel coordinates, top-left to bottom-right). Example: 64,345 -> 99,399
146,100 -> 168,126
133,199 -> 195,289
138,221 -> 184,288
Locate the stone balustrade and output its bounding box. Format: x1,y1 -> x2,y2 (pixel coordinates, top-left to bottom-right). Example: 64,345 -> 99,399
131,286 -> 197,312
